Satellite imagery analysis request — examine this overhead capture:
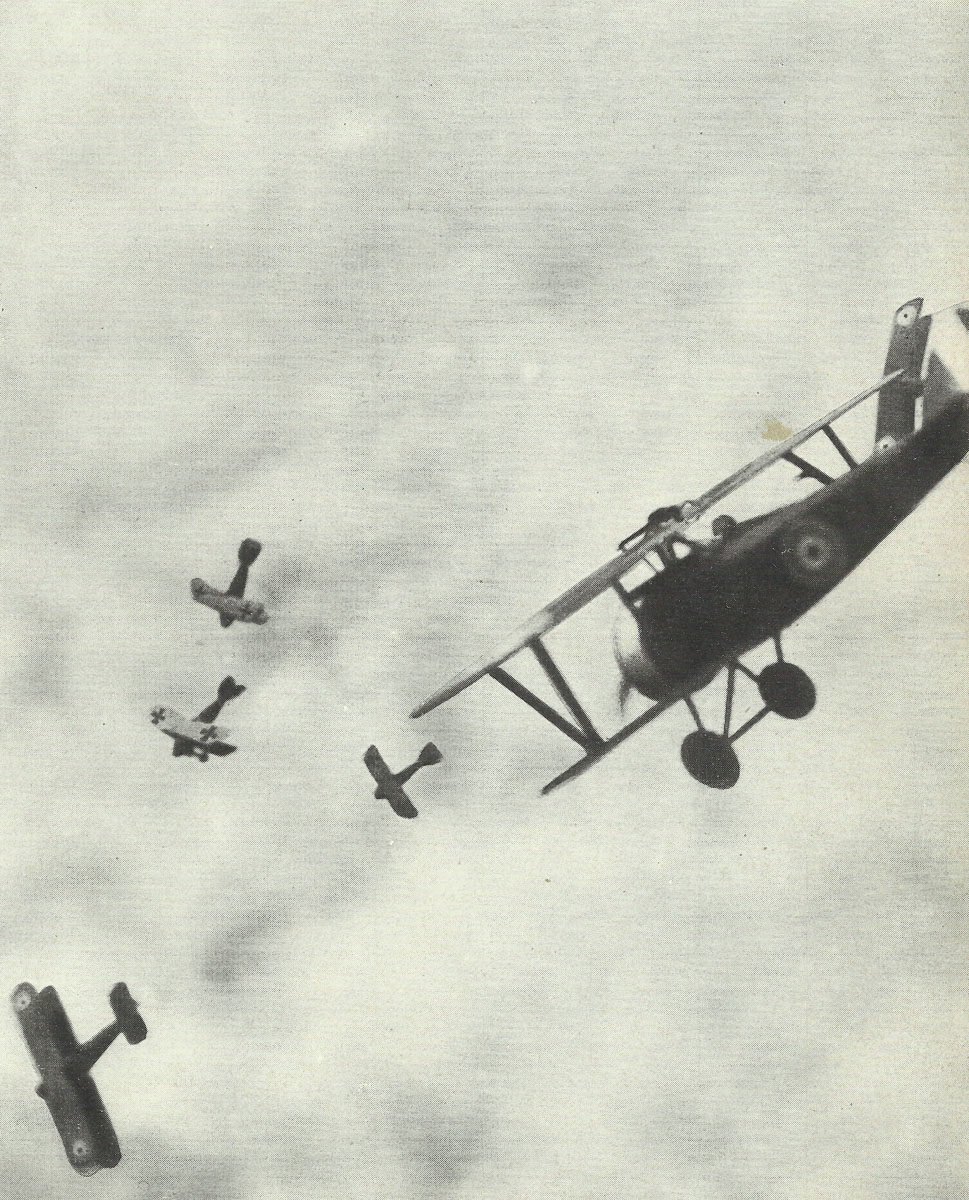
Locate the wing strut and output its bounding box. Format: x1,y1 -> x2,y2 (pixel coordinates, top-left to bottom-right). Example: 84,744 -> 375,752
413,367 -> 904,724
487,638 -> 604,750
489,667 -> 590,748
782,451 -> 834,486
530,639 -> 603,746
821,424 -> 858,468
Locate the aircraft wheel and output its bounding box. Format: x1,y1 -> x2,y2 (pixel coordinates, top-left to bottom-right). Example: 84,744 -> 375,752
780,517 -> 847,589
758,662 -> 816,719
680,731 -> 740,790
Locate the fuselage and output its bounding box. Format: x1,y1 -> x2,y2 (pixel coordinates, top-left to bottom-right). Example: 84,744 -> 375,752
616,392 -> 969,701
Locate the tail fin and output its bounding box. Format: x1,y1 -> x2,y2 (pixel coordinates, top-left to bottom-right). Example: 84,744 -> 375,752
921,302 -> 969,423
874,299 -> 930,447
217,676 -> 246,702
417,742 -> 443,768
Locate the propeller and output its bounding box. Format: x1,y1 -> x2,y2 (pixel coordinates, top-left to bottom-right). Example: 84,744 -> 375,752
617,675 -> 635,714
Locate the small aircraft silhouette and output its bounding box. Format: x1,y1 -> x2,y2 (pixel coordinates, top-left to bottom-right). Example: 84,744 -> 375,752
191,538 -> 268,627
150,675 -> 246,761
363,743 -> 442,818
412,298 -> 969,791
12,981 -> 147,1176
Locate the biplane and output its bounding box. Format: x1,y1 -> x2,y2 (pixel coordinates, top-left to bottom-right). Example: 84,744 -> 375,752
150,675 -> 246,761
12,981 -> 147,1176
363,743 -> 442,818
413,298 -> 969,791
191,538 -> 268,627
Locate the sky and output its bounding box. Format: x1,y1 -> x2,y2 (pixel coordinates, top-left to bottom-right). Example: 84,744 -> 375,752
1,2 -> 967,1197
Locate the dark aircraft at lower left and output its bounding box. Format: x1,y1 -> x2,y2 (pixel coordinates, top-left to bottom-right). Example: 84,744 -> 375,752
12,982 -> 147,1176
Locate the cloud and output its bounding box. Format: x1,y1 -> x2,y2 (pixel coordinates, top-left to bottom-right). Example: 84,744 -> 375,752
1,1 -> 967,1196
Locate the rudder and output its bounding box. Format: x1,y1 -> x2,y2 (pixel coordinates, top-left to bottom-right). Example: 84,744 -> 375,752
874,298 -> 930,446
921,301 -> 969,423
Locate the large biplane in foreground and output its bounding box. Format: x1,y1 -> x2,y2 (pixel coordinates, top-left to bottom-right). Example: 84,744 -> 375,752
413,299 -> 969,791
12,981 -> 147,1176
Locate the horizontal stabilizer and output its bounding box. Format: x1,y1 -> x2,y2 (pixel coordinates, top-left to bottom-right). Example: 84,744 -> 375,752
238,538 -> 262,566
217,676 -> 245,702
109,984 -> 147,1045
417,742 -> 443,767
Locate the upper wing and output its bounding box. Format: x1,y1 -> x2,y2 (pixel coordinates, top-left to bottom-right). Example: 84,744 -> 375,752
151,708 -> 231,747
680,368 -> 902,518
363,747 -> 418,818
363,745 -> 391,787
12,984 -> 79,1070
150,707 -> 190,737
411,369 -> 902,719
411,540 -> 670,717
194,586 -> 266,625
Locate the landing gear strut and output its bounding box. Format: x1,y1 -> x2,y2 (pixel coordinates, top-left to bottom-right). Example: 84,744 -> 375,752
679,637 -> 816,789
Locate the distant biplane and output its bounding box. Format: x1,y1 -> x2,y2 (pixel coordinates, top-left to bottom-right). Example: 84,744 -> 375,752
413,298 -> 969,791
150,675 -> 246,761
12,981 -> 147,1176
191,538 -> 268,627
364,743 -> 442,818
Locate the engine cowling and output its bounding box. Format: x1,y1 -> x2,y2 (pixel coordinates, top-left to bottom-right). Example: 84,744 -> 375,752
612,608 -> 668,700
613,608 -> 720,703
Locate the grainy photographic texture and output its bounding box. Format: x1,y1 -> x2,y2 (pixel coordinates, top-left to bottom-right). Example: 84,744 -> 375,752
1,3 -> 967,1197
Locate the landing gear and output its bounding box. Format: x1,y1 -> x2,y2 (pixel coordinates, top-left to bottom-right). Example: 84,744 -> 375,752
680,730 -> 740,789
678,637 -> 816,789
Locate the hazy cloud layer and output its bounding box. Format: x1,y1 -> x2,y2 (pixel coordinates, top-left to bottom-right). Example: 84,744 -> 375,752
1,3 -> 967,1196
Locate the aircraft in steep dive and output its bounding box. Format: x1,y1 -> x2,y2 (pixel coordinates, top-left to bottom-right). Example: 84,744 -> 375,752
150,675 -> 246,761
12,981 -> 147,1176
363,743 -> 442,818
191,538 -> 268,627
412,298 -> 969,791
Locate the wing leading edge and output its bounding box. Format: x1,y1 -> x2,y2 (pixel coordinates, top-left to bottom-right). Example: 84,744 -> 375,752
412,368 -> 903,719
